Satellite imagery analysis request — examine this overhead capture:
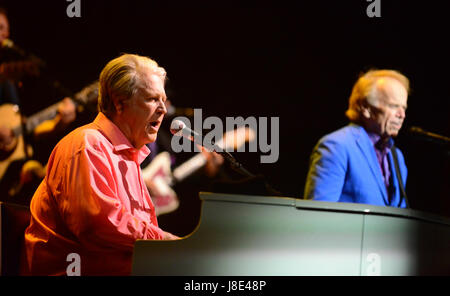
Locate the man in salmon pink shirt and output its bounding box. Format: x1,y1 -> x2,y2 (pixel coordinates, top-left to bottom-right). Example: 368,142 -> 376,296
21,53 -> 179,275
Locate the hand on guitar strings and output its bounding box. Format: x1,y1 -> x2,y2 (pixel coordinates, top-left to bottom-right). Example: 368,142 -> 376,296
0,125 -> 17,153
56,97 -> 77,125
33,97 -> 77,141
199,145 -> 224,178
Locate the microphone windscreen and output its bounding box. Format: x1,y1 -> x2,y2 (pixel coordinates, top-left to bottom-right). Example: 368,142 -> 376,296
170,119 -> 185,135
1,38 -> 14,48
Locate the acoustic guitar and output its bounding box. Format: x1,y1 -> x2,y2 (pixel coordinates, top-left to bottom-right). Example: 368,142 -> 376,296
0,81 -> 99,180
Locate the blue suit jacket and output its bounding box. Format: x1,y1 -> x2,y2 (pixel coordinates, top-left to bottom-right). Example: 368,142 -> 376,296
304,124 -> 407,208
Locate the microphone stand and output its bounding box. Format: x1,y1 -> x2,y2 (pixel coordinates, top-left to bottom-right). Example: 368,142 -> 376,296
209,144 -> 283,197
215,150 -> 255,179
408,127 -> 450,156
171,122 -> 284,197
409,126 -> 450,145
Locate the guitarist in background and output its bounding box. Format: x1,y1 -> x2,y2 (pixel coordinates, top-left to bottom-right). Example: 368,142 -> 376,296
0,7 -> 77,205
0,6 -> 21,113
141,98 -> 225,215
0,7 -> 42,83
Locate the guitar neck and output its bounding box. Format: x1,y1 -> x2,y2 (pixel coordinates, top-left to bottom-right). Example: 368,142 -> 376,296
172,153 -> 208,183
170,126 -> 255,183
24,102 -> 62,134
12,100 -> 75,138
9,102 -> 58,138
11,81 -> 98,138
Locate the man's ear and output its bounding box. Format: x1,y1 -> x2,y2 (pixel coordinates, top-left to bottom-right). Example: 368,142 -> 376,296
112,96 -> 124,114
360,101 -> 371,119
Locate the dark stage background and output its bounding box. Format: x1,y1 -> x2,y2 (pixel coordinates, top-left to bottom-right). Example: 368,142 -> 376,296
2,0 -> 449,234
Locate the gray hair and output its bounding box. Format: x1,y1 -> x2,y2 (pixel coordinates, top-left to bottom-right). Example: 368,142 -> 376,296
345,69 -> 410,122
97,53 -> 166,117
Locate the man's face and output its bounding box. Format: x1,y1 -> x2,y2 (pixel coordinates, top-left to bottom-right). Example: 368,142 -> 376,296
120,70 -> 167,148
0,13 -> 9,44
365,78 -> 408,139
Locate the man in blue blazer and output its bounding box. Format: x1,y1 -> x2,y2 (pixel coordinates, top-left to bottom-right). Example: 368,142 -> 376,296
304,69 -> 409,208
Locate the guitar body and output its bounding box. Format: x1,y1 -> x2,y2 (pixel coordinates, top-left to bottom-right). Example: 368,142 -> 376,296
0,104 -> 33,180
141,152 -> 179,216
140,126 -> 256,216
0,81 -> 98,194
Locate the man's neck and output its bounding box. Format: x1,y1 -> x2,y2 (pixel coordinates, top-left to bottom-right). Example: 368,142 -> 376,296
109,113 -> 143,149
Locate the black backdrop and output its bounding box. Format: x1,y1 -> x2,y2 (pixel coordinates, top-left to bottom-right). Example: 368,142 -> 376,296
2,1 -> 449,228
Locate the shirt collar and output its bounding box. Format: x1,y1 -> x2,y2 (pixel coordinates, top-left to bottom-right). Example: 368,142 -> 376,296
366,130 -> 394,151
93,112 -> 151,163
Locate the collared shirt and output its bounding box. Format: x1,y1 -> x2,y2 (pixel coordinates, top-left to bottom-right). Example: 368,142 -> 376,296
367,132 -> 394,200
22,112 -> 165,275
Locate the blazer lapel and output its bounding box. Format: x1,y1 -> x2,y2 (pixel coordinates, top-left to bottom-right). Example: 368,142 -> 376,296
352,125 -> 389,204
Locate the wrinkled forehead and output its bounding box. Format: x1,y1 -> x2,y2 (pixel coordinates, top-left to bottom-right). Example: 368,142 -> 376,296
374,77 -> 408,101
136,71 -> 167,98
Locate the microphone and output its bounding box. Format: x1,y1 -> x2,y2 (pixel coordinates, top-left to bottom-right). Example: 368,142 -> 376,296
0,38 -> 46,81
170,119 -> 207,147
1,38 -> 45,65
408,126 -> 450,145
1,39 -> 14,48
1,38 -> 27,57
170,119 -> 256,178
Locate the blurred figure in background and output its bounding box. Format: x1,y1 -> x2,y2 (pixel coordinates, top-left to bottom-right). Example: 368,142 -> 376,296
304,69 -> 409,208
